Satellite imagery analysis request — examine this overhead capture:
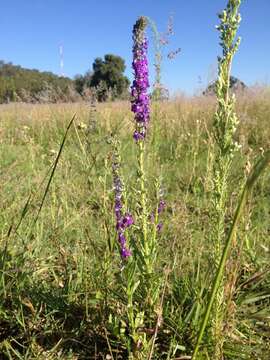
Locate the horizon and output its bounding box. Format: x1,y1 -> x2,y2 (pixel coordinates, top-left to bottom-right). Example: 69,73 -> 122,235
1,0 -> 270,95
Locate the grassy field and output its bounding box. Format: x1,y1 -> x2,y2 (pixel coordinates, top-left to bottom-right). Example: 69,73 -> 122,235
0,89 -> 270,359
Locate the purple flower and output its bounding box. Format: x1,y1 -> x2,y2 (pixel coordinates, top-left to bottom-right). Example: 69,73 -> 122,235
121,247 -> 132,259
133,130 -> 145,141
158,199 -> 166,214
149,198 -> 166,233
131,16 -> 150,142
116,213 -> 134,231
114,200 -> 122,212
118,232 -> 126,246
122,214 -> 134,227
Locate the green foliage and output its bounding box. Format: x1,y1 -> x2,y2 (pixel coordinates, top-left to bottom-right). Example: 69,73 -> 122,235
90,54 -> 130,101
74,71 -> 92,95
198,1 -> 244,358
0,61 -> 76,103
0,96 -> 270,358
0,55 -> 130,104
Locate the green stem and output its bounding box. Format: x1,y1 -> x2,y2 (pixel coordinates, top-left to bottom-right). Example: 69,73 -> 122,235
192,150 -> 270,360
138,140 -> 148,260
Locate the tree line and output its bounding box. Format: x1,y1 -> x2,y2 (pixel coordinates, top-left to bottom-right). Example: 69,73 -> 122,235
0,54 -> 130,104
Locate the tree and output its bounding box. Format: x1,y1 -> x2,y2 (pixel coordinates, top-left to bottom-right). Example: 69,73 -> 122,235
203,75 -> 246,96
90,54 -> 130,101
74,70 -> 93,96
74,75 -> 85,95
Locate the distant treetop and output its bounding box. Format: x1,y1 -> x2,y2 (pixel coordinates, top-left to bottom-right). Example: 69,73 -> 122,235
79,54 -> 130,102
203,76 -> 247,96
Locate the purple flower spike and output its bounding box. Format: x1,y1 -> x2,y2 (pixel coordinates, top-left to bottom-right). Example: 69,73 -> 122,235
131,16 -> 150,142
157,223 -> 163,232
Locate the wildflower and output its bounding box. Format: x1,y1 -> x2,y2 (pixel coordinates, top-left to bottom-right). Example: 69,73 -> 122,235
158,199 -> 166,214
131,16 -> 150,141
77,121 -> 87,130
122,214 -> 134,228
167,48 -> 181,60
121,247 -> 132,259
149,199 -> 166,233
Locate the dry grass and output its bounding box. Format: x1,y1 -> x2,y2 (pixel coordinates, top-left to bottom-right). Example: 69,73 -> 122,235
0,90 -> 270,359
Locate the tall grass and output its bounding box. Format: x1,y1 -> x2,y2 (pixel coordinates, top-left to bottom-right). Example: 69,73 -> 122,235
1,2 -> 270,358
1,90 -> 270,359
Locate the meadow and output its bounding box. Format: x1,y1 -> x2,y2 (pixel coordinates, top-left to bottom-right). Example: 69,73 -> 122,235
0,89 -> 270,359
1,1 -> 270,359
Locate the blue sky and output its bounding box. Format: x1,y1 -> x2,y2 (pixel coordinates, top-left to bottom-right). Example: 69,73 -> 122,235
1,0 -> 269,94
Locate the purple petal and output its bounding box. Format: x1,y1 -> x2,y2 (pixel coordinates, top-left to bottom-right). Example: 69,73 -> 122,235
121,247 -> 132,259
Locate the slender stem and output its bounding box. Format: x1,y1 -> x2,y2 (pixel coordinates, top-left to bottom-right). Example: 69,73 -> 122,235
138,140 -> 149,265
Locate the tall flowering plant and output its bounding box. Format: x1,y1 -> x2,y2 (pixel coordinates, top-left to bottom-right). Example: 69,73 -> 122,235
192,1 -> 243,359
131,17 -> 153,278
130,16 -> 166,299
210,1 -> 242,359
108,16 -> 167,358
